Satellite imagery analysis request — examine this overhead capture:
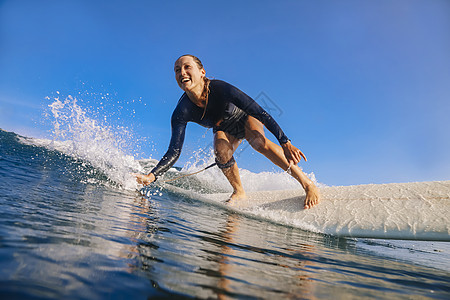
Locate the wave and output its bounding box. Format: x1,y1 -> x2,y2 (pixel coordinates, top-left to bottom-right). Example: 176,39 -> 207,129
3,95 -> 448,241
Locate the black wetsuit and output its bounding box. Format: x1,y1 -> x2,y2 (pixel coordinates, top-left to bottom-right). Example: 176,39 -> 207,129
151,79 -> 289,178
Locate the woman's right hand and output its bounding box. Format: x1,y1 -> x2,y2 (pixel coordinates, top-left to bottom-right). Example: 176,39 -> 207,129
132,173 -> 156,186
281,141 -> 307,166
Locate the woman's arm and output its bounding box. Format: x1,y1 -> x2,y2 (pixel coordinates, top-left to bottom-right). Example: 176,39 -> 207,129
135,113 -> 187,186
150,117 -> 187,179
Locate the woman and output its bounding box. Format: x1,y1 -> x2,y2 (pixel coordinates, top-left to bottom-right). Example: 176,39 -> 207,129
135,55 -> 320,209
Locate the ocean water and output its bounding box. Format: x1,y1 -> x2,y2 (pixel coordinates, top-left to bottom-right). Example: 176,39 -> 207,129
1,98 -> 449,299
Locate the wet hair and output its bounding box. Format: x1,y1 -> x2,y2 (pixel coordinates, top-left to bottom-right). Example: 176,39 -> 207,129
177,54 -> 210,101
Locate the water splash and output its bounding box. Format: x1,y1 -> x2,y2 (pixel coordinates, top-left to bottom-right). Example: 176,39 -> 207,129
44,95 -> 142,189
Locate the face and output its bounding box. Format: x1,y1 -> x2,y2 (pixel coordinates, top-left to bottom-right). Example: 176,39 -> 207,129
174,56 -> 206,92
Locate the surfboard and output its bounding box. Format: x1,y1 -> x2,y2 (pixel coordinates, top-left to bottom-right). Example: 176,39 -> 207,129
203,181 -> 450,241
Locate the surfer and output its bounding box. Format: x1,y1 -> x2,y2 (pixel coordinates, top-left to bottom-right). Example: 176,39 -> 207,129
134,55 -> 320,209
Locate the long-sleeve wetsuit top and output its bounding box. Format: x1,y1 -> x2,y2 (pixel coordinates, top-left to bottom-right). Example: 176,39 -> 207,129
150,79 -> 289,178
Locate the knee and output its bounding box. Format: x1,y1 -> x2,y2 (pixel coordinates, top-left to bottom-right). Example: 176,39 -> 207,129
249,136 -> 268,153
214,147 -> 233,165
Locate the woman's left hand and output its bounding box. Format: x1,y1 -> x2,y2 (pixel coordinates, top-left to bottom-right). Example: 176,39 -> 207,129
282,141 -> 307,166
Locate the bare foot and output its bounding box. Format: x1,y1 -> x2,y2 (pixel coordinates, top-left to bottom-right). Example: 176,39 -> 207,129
304,184 -> 320,209
225,190 -> 247,206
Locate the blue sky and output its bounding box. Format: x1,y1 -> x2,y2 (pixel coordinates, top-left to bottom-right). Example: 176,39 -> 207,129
1,0 -> 449,186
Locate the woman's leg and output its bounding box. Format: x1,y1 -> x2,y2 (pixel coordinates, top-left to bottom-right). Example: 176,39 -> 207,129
244,116 -> 320,208
214,131 -> 246,200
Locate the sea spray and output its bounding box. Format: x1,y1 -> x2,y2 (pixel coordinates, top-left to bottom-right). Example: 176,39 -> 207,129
43,95 -> 142,189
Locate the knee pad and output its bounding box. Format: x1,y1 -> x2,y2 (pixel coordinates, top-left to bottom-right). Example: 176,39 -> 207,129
215,156 -> 236,169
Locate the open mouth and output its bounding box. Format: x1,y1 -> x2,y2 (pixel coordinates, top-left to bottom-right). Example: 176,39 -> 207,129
181,78 -> 190,83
